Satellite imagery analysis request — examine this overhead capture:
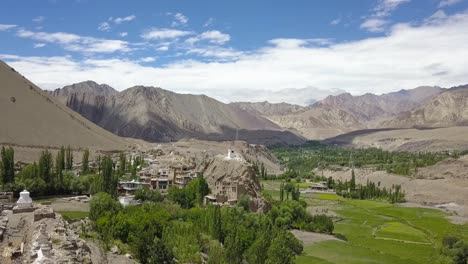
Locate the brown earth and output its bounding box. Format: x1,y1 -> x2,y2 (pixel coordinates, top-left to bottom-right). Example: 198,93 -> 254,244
0,60 -> 137,157
323,126 -> 468,152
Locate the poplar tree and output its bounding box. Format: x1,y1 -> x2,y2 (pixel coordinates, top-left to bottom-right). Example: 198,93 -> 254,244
1,146 -> 15,184
82,149 -> 90,175
65,145 -> 73,170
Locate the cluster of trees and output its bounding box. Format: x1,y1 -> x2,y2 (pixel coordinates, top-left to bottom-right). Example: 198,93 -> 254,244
0,146 -> 127,197
167,174 -> 210,209
279,182 -> 300,201
331,170 -> 405,203
270,199 -> 334,234
89,192 -> 304,264
272,141 -> 457,177
436,236 -> 468,264
6,147 -> 78,195
252,161 -> 268,180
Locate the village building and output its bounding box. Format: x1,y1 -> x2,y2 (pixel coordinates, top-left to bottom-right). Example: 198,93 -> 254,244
118,180 -> 151,196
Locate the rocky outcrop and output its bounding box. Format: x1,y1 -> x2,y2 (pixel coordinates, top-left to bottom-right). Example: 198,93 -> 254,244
197,155 -> 270,212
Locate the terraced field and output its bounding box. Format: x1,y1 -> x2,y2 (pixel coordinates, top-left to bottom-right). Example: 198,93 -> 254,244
261,181 -> 468,264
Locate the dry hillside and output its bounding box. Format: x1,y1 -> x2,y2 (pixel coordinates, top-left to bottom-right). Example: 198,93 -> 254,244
0,60 -> 133,158
324,127 -> 468,152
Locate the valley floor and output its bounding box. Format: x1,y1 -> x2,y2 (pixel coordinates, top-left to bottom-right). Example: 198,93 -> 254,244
261,181 -> 468,264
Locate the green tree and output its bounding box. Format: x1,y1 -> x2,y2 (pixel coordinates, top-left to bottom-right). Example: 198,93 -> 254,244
89,192 -> 122,221
1,146 -> 15,184
118,152 -> 126,176
266,229 -> 301,264
350,169 -> 356,192
213,205 -> 223,242
101,156 -> 117,196
82,149 -> 90,175
196,174 -> 210,205
65,145 -> 73,170
38,150 -> 54,192
55,146 -> 65,189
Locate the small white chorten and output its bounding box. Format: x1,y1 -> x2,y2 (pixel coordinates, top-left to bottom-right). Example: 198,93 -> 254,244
227,149 -> 235,159
17,189 -> 33,208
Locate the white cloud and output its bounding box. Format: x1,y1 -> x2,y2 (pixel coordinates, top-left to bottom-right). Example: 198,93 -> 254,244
373,0 -> 411,17
33,43 -> 46,48
187,30 -> 230,45
141,28 -> 193,40
156,46 -> 169,51
203,18 -> 215,27
171,13 -> 188,27
4,10 -> 468,105
360,18 -> 388,32
361,0 -> 411,32
330,18 -> 341,25
0,24 -> 16,31
439,0 -> 463,7
98,22 -> 110,31
112,15 -> 136,24
32,16 -> 46,23
16,29 -> 131,53
119,32 -> 128,37
139,57 -> 156,62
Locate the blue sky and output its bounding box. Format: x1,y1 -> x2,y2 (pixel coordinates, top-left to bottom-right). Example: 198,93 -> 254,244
1,0 -> 468,105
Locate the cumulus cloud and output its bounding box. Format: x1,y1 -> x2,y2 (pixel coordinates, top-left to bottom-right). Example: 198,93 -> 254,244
439,0 -> 463,7
119,32 -> 128,37
141,28 -> 193,40
3,10 -> 468,104
0,24 -> 16,31
16,29 -> 131,53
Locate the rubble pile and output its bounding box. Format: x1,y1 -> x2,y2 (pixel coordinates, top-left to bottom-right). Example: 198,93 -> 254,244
29,210 -> 92,264
33,206 -> 55,222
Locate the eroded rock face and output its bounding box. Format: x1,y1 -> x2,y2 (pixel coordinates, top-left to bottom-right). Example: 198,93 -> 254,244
197,155 -> 271,212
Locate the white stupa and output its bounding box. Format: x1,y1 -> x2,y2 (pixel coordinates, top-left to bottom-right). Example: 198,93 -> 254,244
17,190 -> 33,208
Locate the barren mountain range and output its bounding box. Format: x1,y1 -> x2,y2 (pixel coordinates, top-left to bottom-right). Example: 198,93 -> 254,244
234,86 -> 467,139
50,79 -> 468,143
50,81 -> 305,145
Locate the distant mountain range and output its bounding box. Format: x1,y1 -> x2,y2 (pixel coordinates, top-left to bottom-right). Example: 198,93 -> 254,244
233,86 -> 468,139
1,58 -> 467,150
46,71 -> 468,143
50,81 -> 305,145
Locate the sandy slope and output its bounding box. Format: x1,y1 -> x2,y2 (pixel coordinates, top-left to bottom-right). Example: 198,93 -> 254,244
324,127 -> 468,152
0,60 -> 136,159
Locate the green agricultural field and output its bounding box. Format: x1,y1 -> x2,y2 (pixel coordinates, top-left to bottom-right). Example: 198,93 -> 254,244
260,181 -> 468,264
